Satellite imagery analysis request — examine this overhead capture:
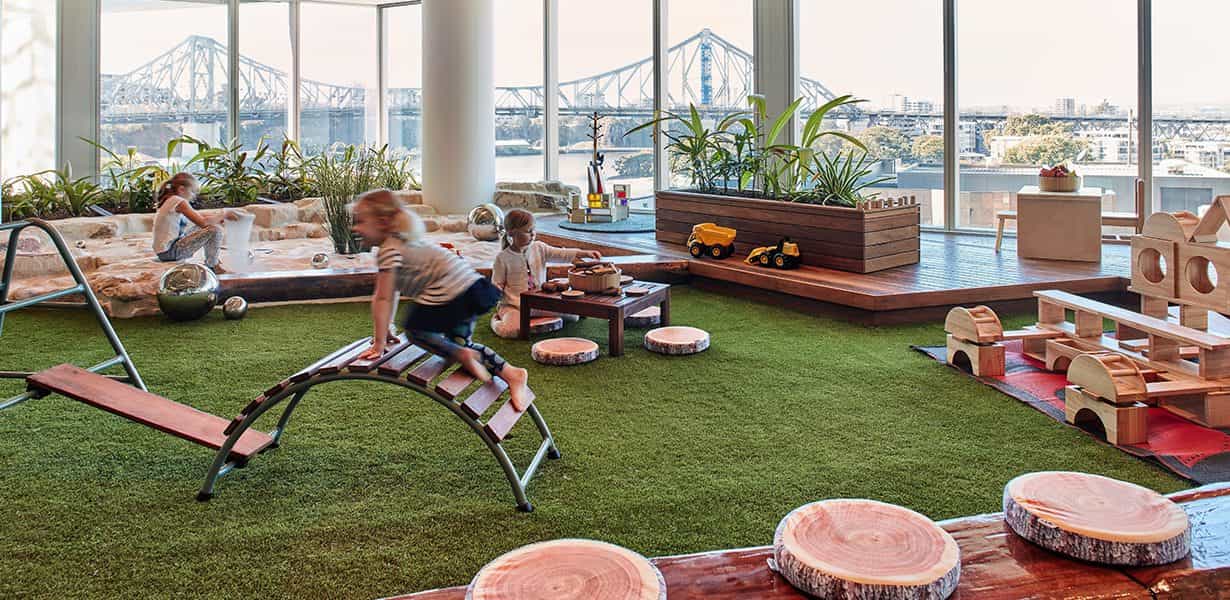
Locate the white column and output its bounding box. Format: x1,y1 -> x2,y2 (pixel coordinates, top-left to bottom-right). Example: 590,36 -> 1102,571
57,0 -> 100,178
753,0 -> 798,145
422,0 -> 495,215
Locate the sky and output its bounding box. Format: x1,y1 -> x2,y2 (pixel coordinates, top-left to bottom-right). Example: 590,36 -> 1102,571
96,0 -> 1230,112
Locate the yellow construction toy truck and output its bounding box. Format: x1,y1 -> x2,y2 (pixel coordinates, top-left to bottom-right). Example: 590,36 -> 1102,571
687,223 -> 737,259
746,238 -> 801,269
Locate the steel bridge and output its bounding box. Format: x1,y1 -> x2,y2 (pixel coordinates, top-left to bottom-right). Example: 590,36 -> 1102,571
100,29 -> 1230,142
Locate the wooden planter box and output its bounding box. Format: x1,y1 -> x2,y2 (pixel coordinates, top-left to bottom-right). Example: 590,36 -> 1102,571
656,190 -> 921,273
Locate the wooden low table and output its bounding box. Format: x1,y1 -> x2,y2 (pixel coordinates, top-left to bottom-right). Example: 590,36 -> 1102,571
519,281 -> 670,357
385,483 -> 1230,600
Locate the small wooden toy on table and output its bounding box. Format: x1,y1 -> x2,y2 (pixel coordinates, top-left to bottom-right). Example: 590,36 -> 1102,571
944,202 -> 1230,446
687,223 -> 736,259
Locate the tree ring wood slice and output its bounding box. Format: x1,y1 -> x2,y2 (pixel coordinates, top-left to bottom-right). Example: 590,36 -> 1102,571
466,539 -> 666,600
1003,471 -> 1190,566
561,289 -> 585,298
625,286 -> 651,297
532,337 -> 600,366
528,316 -> 565,334
773,499 -> 960,600
620,275 -> 634,285
644,326 -> 709,355
625,306 -> 661,328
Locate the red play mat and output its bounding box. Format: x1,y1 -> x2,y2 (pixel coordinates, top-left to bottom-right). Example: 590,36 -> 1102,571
916,340 -> 1230,484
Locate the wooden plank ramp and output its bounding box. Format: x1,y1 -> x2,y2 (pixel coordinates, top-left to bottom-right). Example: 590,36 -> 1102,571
26,364 -> 274,459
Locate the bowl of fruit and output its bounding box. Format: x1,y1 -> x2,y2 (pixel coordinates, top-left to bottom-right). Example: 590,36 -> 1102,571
1038,164 -> 1081,193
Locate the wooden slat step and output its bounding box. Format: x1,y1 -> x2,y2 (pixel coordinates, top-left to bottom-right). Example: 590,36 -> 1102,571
317,341 -> 376,377
27,364 -> 273,459
484,390 -> 535,442
436,369 -> 477,400
290,338 -> 370,383
1002,328 -> 1066,341
460,379 -> 509,419
347,335 -> 410,373
1146,380 -> 1227,398
377,345 -> 429,378
407,355 -> 452,386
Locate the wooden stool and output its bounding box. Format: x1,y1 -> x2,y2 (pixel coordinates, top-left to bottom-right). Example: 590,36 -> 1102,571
1003,471 -> 1189,566
625,306 -> 661,329
644,326 -> 710,355
528,316 -> 565,335
995,210 -> 1016,252
468,539 -> 666,600
773,499 -> 961,599
531,338 -> 600,366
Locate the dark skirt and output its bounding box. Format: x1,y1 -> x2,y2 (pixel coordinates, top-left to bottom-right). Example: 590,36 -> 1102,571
401,278 -> 501,333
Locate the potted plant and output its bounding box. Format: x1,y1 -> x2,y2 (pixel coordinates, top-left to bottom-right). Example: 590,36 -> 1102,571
630,95 -> 920,273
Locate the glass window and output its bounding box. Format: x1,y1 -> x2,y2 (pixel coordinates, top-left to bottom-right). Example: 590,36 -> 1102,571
1152,1 -> 1230,216
666,1 -> 754,199
558,0 -> 654,202
1,0 -> 56,181
800,0 -> 943,226
100,0 -> 229,159
494,0 -> 544,183
300,2 -> 377,152
385,4 -> 422,163
957,0 -> 1136,231
237,0 -> 291,151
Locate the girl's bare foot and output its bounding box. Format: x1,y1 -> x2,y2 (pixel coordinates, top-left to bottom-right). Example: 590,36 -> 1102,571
501,366 -> 532,411
458,348 -> 492,383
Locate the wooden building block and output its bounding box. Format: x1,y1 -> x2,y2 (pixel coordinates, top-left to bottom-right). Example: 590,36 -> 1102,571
1161,392 -> 1230,428
1065,386 -> 1148,446
1130,235 -> 1179,300
947,335 -> 1005,377
1075,309 -> 1103,338
1067,353 -> 1147,405
1175,242 -> 1230,313
1190,196 -> 1230,243
1140,294 -> 1169,319
1149,334 -> 1181,362
1045,338 -> 1083,372
1180,304 -> 1209,330
1039,298 -> 1065,325
1142,210 -> 1200,242
1199,347 -> 1230,380
944,305 -> 1004,344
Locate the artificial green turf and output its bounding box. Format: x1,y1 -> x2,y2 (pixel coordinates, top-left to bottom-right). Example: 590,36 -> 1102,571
0,288 -> 1186,598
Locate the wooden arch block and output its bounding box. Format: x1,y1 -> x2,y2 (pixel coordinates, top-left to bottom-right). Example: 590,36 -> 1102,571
1066,353 -> 1147,404
944,305 -> 1004,344
946,335 -> 1005,377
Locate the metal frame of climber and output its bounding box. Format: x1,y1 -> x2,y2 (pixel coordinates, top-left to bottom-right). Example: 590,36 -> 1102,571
943,203 -> 1230,444
2,219 -> 560,512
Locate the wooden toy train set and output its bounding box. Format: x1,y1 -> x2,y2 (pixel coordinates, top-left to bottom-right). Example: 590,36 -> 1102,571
946,203 -> 1230,444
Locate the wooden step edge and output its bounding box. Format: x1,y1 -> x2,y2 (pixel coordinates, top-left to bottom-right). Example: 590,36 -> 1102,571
460,379 -> 510,420
435,369 -> 477,401
406,355 -> 453,386
483,390 -> 536,442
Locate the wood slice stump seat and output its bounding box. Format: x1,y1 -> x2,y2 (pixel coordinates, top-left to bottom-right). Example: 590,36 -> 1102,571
643,326 -> 710,356
528,316 -> 565,335
466,539 -> 666,600
625,306 -> 661,328
772,499 -> 961,600
1003,472 -> 1190,566
532,338 -> 600,366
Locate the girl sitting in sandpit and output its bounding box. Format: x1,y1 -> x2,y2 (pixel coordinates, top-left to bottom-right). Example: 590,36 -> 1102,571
152,172 -> 241,271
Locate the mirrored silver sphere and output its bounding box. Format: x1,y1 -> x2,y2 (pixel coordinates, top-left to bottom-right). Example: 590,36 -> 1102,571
467,203 -> 505,242
222,296 -> 248,320
310,253 -> 330,269
157,263 -> 220,321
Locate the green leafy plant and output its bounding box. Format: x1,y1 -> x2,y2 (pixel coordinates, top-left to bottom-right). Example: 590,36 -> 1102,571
260,136 -> 313,201
370,144 -> 418,191
308,144 -> 380,254
199,137 -> 268,206
792,150 -> 893,207
50,166 -> 108,216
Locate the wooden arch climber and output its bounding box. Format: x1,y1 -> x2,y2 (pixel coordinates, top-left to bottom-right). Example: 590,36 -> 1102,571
2,219 -> 558,512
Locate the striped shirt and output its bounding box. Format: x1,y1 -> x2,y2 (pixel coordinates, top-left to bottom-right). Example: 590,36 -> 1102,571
377,236 -> 480,306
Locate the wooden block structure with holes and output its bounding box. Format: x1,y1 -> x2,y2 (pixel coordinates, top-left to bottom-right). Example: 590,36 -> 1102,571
944,305 -> 1006,376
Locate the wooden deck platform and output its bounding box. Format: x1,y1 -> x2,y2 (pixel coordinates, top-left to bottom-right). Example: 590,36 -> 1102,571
385,483 -> 1230,600
540,216 -> 1134,323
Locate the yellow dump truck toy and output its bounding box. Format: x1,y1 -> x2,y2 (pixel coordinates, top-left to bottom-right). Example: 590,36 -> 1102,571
746,238 -> 801,269
687,223 -> 737,259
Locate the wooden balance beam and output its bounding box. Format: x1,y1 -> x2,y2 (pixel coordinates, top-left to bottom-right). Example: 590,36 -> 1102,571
384,483 -> 1230,600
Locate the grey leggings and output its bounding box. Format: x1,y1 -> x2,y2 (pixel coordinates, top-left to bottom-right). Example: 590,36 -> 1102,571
407,319 -> 508,376
156,224 -> 223,268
